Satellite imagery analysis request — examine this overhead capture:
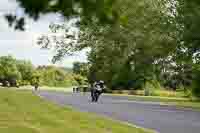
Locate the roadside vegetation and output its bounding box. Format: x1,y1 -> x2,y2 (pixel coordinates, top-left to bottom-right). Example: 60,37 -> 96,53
105,93 -> 200,111
0,89 -> 154,133
0,56 -> 86,88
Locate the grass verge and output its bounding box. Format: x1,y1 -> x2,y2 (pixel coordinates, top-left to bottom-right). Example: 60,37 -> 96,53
105,93 -> 200,111
0,88 -> 153,133
2,86 -> 74,92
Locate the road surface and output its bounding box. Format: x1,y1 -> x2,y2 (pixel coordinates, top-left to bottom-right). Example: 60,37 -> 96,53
37,91 -> 200,133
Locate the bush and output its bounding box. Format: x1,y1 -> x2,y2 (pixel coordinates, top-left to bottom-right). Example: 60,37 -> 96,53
192,87 -> 200,98
192,68 -> 200,98
104,88 -> 113,93
35,66 -> 80,87
128,90 -> 144,95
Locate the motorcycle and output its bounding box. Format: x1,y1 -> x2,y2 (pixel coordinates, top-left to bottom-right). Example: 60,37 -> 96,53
91,89 -> 102,102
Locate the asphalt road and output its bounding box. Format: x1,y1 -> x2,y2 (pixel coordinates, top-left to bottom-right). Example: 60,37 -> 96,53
37,91 -> 200,133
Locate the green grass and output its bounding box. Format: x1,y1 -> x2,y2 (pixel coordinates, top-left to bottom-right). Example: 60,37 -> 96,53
111,89 -> 186,98
0,88 -> 153,133
106,94 -> 200,111
12,85 -> 74,92
164,101 -> 200,111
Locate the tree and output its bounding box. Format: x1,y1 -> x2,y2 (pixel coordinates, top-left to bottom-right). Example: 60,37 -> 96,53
31,70 -> 41,87
80,0 -> 177,89
0,56 -> 21,86
73,74 -> 87,86
35,66 -> 76,87
16,60 -> 35,82
73,62 -> 89,77
192,64 -> 200,97
173,0 -> 200,96
37,0 -> 178,90
5,0 -> 119,31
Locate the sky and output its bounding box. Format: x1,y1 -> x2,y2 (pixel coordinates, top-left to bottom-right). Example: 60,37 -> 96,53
0,0 -> 87,68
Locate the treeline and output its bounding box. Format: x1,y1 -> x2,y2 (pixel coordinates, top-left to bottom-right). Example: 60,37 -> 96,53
68,0 -> 200,98
0,56 -> 86,87
74,59 -> 200,97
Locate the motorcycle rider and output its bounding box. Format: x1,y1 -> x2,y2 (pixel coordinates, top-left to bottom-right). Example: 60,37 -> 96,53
91,80 -> 105,102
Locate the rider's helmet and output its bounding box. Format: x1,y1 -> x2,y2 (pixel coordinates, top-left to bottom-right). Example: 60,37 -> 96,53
98,80 -> 105,89
99,80 -> 104,84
